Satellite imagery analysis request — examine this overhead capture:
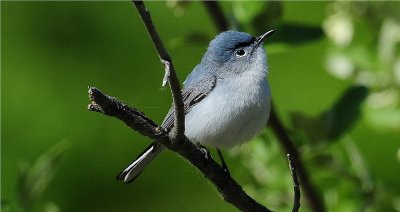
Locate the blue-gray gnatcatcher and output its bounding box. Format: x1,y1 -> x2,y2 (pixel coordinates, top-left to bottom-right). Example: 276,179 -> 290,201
117,30 -> 274,183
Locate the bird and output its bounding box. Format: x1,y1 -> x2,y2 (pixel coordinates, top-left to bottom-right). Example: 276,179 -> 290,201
117,30 -> 274,183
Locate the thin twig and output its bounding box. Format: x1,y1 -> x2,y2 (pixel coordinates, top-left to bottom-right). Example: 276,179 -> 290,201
132,1 -> 185,142
270,109 -> 324,212
88,87 -> 272,212
287,154 -> 301,212
202,2 -> 325,211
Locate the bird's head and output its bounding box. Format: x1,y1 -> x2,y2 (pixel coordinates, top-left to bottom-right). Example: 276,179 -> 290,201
201,30 -> 274,75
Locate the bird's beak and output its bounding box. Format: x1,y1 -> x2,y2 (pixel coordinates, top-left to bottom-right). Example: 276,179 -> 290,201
254,30 -> 275,47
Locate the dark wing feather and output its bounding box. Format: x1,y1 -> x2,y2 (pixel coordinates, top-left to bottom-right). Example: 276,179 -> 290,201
161,75 -> 217,129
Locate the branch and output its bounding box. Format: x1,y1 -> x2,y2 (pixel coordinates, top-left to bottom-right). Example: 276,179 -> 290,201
287,154 -> 301,212
202,2 -> 325,212
202,1 -> 229,32
88,87 -> 272,212
132,1 -> 185,142
86,1 -> 272,210
88,87 -> 167,142
270,109 -> 324,212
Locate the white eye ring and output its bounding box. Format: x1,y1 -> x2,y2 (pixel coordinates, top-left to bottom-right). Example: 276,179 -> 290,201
235,49 -> 246,57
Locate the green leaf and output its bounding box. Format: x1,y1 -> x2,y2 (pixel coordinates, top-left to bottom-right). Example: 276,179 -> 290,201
320,85 -> 369,141
291,85 -> 368,142
271,23 -> 324,45
264,23 -> 323,53
268,23 -> 324,45
17,141 -> 70,209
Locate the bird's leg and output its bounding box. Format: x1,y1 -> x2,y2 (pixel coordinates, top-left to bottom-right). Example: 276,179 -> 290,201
217,148 -> 230,176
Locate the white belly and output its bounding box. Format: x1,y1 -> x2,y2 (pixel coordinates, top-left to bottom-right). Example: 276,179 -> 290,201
184,75 -> 271,148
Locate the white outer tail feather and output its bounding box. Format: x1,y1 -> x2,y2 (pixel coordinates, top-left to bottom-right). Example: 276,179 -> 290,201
117,143 -> 164,183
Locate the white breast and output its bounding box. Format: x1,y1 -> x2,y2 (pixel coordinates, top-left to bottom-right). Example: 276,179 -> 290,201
184,70 -> 271,148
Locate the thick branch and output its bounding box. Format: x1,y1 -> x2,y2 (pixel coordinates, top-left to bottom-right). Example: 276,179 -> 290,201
132,1 -> 185,142
88,87 -> 168,142
88,87 -> 271,212
202,1 -> 325,211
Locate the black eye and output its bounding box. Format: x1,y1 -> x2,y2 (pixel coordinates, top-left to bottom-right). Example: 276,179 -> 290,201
235,49 -> 246,57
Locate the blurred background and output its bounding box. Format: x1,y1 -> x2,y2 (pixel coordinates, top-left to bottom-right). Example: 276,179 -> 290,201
2,1 -> 400,211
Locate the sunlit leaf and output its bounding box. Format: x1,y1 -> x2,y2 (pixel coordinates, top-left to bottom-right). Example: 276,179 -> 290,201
44,202 -> 61,212
166,0 -> 192,17
323,12 -> 353,47
365,106 -> 400,131
378,18 -> 400,64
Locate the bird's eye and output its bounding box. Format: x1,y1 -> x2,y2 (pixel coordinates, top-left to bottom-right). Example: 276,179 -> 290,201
235,49 -> 246,57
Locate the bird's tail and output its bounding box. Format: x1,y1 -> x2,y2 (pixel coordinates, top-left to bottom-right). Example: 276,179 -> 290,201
116,142 -> 164,183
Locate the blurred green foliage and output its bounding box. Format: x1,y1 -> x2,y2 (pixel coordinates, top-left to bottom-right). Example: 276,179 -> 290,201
17,141 -> 69,211
2,1 -> 399,212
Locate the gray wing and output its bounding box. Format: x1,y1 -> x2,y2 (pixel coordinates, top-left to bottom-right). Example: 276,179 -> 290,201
161,75 -> 217,129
